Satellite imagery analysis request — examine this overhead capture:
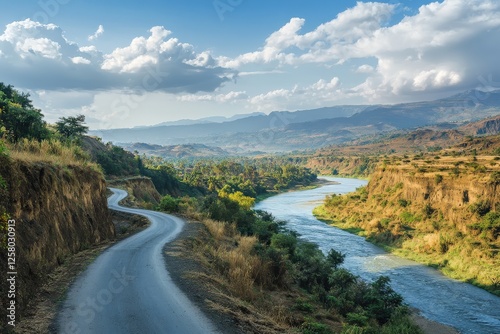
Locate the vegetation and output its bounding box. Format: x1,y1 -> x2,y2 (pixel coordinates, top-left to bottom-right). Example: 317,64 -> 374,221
150,158 -> 420,333
0,83 -> 99,169
314,149 -> 500,296
0,83 -> 49,142
55,114 -> 89,141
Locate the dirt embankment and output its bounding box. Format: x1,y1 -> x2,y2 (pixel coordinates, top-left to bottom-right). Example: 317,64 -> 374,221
107,176 -> 162,208
0,155 -> 115,330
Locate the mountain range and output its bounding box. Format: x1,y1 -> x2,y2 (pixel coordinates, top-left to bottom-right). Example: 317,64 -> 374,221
91,90 -> 500,153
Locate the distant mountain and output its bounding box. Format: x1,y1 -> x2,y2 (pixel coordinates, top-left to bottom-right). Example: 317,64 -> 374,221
120,143 -> 230,159
91,90 -> 500,153
151,112 -> 266,127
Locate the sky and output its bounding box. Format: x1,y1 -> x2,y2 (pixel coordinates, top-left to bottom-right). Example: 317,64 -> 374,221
1,0 -> 499,129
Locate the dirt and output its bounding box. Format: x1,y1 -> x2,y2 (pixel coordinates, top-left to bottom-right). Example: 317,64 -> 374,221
162,220 -> 244,334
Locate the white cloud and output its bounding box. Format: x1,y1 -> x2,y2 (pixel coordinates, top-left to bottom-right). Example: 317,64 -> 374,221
71,56 -> 91,64
249,77 -> 342,111
0,19 -> 233,93
88,25 -> 104,41
356,64 -> 374,73
219,2 -> 395,68
222,0 -> 500,101
178,91 -> 248,103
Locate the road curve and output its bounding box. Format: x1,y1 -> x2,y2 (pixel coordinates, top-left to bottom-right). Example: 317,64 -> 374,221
57,188 -> 218,334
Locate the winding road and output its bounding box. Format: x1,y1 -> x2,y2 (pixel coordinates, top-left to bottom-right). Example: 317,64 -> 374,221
57,188 -> 218,334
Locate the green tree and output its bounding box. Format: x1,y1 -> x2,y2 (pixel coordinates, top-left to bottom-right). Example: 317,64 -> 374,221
158,195 -> 179,212
56,114 -> 89,140
0,83 -> 49,142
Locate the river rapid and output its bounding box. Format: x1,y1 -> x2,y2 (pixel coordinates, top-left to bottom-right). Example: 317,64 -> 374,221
254,177 -> 500,334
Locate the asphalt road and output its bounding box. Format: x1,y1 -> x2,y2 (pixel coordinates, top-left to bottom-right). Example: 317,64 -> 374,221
57,188 -> 218,334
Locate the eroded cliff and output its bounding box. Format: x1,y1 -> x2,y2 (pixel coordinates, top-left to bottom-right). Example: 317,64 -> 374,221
0,154 -> 115,325
315,153 -> 500,294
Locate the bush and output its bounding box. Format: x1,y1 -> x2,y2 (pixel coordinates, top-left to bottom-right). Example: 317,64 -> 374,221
469,200 -> 491,216
472,212 -> 500,238
158,195 -> 179,212
398,199 -> 409,207
435,174 -> 443,184
423,204 -> 434,218
301,318 -> 332,334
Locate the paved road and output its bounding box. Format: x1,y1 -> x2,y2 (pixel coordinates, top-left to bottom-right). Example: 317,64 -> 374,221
57,188 -> 218,334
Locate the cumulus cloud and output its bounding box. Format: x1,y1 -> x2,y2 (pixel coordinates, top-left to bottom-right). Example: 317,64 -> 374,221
0,19 -> 234,93
356,64 -> 374,73
219,2 -> 394,68
88,24 -> 104,41
222,0 -> 500,101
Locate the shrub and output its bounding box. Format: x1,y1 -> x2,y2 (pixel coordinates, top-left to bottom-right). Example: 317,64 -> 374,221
398,199 -> 409,207
423,204 -> 434,218
469,200 -> 491,216
435,174 -> 443,184
301,318 -> 332,334
158,195 -> 179,212
491,171 -> 500,185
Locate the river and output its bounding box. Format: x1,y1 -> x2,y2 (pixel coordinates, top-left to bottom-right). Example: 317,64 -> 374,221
254,177 -> 500,334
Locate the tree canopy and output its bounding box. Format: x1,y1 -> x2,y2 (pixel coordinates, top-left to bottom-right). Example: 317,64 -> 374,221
0,83 -> 49,142
56,114 -> 89,140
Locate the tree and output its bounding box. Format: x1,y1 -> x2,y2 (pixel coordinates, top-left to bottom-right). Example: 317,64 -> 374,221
56,114 -> 88,140
1,102 -> 48,142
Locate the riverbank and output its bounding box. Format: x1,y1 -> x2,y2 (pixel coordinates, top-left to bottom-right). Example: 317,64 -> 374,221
254,176 -> 500,333
256,177 -> 338,202
164,215 -> 459,334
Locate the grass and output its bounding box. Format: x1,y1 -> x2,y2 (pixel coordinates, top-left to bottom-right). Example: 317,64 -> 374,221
7,139 -> 101,172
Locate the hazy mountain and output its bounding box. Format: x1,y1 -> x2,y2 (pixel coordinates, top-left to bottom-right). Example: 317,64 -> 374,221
151,112 -> 266,127
91,105 -> 367,144
120,143 -> 230,159
91,90 -> 500,153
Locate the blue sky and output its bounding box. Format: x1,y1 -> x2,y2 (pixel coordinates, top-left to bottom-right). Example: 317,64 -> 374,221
1,0 -> 499,129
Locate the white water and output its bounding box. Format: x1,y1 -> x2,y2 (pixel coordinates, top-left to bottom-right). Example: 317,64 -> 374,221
254,177 -> 500,334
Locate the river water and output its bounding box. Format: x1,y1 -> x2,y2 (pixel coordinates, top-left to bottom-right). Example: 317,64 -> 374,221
254,177 -> 500,334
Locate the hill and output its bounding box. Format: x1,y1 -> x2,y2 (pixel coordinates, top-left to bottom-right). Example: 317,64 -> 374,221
91,90 -> 500,153
121,143 -> 230,159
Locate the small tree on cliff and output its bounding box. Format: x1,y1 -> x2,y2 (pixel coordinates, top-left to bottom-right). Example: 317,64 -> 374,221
56,114 -> 88,141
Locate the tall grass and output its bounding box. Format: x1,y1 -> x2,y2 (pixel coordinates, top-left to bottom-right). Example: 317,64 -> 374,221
8,139 -> 100,172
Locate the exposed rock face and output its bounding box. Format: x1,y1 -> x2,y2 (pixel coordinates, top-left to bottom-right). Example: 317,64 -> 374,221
367,167 -> 499,224
0,155 -> 115,323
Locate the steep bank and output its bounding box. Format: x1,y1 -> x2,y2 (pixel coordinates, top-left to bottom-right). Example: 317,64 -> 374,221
306,155 -> 378,177
107,176 -> 161,208
314,153 -> 500,295
0,154 -> 115,328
